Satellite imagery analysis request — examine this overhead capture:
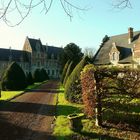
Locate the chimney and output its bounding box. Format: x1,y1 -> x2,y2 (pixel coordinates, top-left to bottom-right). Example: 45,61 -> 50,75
128,27 -> 133,44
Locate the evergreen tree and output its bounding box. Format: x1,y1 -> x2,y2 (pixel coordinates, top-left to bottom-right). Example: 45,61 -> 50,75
40,68 -> 49,81
63,61 -> 74,86
26,72 -> 34,85
1,61 -> 27,90
33,69 -> 41,82
61,60 -> 70,83
64,56 -> 89,103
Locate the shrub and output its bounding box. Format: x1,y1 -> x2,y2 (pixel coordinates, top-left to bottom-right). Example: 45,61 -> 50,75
81,64 -> 96,118
26,72 -> 34,85
63,61 -> 74,86
33,69 -> 41,82
61,60 -> 70,83
40,68 -> 49,81
1,61 -> 27,90
64,56 -> 89,103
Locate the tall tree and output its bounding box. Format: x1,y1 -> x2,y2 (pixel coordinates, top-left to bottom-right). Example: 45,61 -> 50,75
60,43 -> 83,70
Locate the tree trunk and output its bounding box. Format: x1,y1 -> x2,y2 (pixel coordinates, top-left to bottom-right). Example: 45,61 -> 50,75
95,94 -> 102,126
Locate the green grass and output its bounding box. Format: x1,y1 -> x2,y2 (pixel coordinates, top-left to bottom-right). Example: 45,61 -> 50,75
0,82 -> 46,101
54,85 -> 140,140
53,85 -> 83,140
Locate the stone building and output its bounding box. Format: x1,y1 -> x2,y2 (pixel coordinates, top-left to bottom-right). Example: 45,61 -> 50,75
93,27 -> 140,68
0,37 -> 63,79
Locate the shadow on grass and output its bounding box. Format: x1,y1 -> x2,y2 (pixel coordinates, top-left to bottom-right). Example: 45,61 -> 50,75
76,131 -> 123,140
56,104 -> 82,116
0,101 -> 81,117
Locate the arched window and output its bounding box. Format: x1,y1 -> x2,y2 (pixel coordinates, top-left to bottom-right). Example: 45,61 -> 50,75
112,52 -> 118,61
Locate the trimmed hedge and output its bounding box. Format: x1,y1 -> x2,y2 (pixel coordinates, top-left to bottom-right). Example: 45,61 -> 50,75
63,61 -> 74,86
81,64 -> 96,118
1,61 -> 27,90
64,56 -> 89,103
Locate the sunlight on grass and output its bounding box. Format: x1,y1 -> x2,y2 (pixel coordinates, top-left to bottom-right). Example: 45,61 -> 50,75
0,91 -> 23,101
0,82 -> 46,101
53,85 -> 83,140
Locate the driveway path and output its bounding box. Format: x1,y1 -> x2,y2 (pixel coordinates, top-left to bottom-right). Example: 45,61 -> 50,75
0,80 -> 59,140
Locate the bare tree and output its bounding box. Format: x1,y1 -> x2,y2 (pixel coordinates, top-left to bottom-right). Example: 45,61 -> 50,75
0,0 -> 88,26
0,0 -> 133,26
84,47 -> 96,59
112,0 -> 132,9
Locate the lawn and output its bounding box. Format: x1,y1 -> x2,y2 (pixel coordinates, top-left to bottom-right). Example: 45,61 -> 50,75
0,81 -> 46,101
54,85 -> 140,140
53,85 -> 83,140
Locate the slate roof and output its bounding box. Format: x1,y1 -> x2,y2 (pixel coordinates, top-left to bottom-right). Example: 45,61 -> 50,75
46,45 -> 63,59
0,48 -> 30,62
94,30 -> 140,65
27,37 -> 43,52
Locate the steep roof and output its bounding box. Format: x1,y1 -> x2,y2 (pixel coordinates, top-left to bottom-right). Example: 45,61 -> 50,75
0,48 -> 30,62
46,46 -> 63,59
27,37 -> 43,51
94,30 -> 140,65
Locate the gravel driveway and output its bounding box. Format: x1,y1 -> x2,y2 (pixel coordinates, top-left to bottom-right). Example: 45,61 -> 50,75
0,80 -> 59,140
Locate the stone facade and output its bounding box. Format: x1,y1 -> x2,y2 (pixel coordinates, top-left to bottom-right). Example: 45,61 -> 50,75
94,27 -> 140,68
0,37 -> 63,79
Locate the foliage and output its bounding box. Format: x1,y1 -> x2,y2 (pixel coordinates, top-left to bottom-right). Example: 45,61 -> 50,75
53,85 -> 83,140
33,68 -> 49,82
63,61 -> 74,86
60,43 -> 83,70
61,60 -> 70,83
40,68 -> 49,81
64,56 -> 89,103
33,69 -> 41,82
81,64 -> 96,118
1,62 -> 27,90
26,72 -> 34,85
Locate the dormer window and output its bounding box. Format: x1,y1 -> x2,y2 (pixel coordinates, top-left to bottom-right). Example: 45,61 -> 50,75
109,42 -> 120,63
112,52 -> 118,61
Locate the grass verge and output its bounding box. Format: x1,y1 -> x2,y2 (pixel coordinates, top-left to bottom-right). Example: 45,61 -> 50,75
0,81 -> 47,101
54,85 -> 140,140
53,85 -> 83,140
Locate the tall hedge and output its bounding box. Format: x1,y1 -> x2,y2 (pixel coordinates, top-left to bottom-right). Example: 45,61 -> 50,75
26,72 -> 34,85
61,60 -> 70,83
40,68 -> 49,81
33,68 -> 49,82
1,62 -> 27,90
63,61 -> 74,86
64,56 -> 89,103
81,64 -> 96,118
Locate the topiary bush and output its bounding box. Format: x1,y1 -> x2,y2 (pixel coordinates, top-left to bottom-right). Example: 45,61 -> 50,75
40,68 -> 49,81
81,64 -> 96,118
63,61 -> 74,86
64,56 -> 90,103
1,61 -> 27,91
61,60 -> 70,83
33,69 -> 41,82
26,72 -> 34,85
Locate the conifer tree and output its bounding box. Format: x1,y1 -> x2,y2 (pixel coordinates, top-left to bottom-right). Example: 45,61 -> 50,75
1,61 -> 27,90
64,56 -> 89,103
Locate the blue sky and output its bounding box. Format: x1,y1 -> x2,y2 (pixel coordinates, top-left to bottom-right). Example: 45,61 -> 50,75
0,0 -> 140,52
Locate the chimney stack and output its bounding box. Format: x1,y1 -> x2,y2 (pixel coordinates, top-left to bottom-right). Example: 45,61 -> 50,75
128,27 -> 133,44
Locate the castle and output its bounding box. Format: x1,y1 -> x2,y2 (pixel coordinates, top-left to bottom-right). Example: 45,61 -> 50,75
0,37 -> 63,79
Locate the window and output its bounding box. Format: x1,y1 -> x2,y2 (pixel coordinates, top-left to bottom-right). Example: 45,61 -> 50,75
52,70 -> 54,75
112,52 -> 118,61
48,70 -> 50,75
